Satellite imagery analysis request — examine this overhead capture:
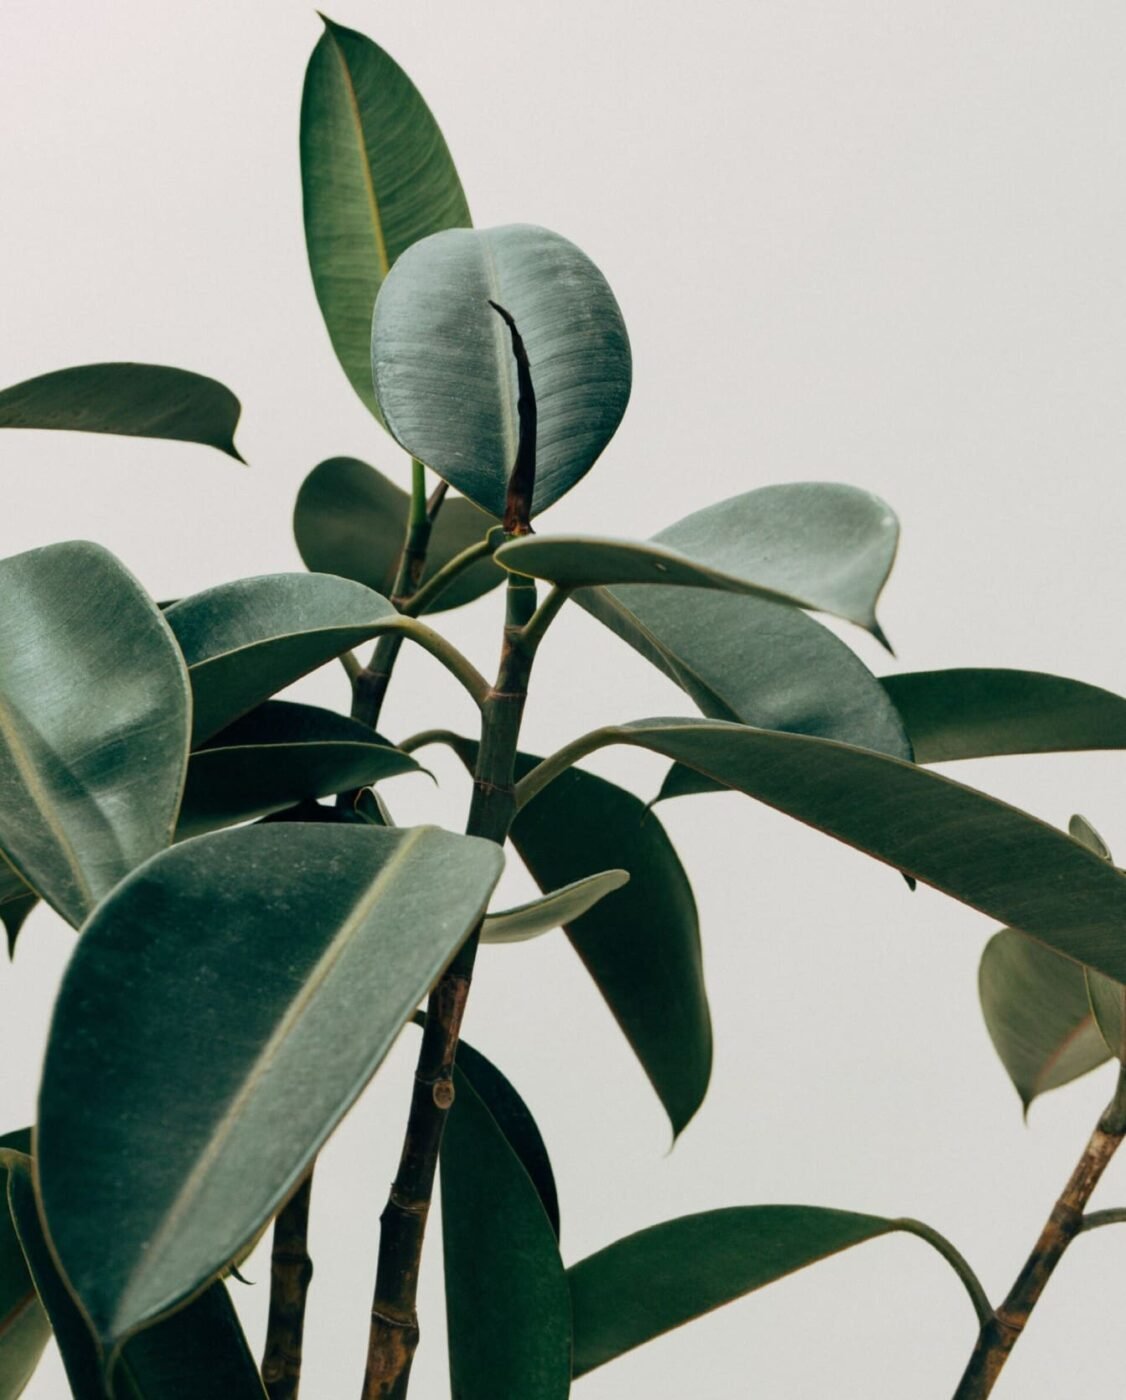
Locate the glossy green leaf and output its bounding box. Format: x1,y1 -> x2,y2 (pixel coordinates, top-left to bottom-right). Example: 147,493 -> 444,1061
164,572 -> 397,743
881,669 -> 1126,763
37,823 -> 503,1350
177,701 -> 420,838
293,457 -> 502,611
372,224 -> 632,518
0,542 -> 191,927
482,870 -> 629,944
518,719 -> 1126,984
568,1208 -> 951,1376
441,1066 -> 570,1398
499,483 -> 897,641
0,1133 -> 50,1400
0,364 -> 243,460
979,929 -> 1110,1112
301,16 -> 471,417
6,1157 -> 264,1398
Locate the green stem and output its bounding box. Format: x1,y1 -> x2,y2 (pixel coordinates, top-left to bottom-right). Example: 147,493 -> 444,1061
400,532 -> 502,618
892,1218 -> 991,1328
1079,1207 -> 1126,1232
354,618 -> 488,712
513,726 -> 616,809
518,583 -> 571,653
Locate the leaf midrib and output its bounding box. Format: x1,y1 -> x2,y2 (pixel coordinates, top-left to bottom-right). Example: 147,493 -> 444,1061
326,27 -> 390,278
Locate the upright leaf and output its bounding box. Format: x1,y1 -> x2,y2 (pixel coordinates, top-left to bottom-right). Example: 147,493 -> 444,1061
0,364 -> 243,460
37,823 -> 503,1351
372,224 -> 632,519
0,1133 -> 50,1400
293,457 -> 502,611
441,1067 -> 570,1398
0,542 -> 191,927
301,17 -> 471,417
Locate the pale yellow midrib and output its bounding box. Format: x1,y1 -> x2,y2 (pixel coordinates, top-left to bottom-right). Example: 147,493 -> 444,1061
113,827 -> 430,1328
329,30 -> 390,278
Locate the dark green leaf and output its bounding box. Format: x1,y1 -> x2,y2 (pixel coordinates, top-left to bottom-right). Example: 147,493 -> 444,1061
979,929 -> 1110,1112
301,17 -> 471,418
441,1067 -> 570,1398
1,859 -> 36,958
37,823 -> 503,1350
6,1157 -> 265,1398
293,457 -> 502,612
177,701 -> 420,838
372,224 -> 631,519
881,669 -> 1126,763
0,1135 -> 50,1400
0,542 -> 191,927
499,483 -> 898,641
518,719 -> 1126,984
482,870 -> 629,944
0,364 -> 243,460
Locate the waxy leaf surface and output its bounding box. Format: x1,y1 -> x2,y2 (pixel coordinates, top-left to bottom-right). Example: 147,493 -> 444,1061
482,870 -> 629,944
0,542 -> 191,927
372,224 -> 631,518
0,1133 -> 50,1400
301,17 -> 471,417
0,363 -> 242,460
37,823 -> 503,1349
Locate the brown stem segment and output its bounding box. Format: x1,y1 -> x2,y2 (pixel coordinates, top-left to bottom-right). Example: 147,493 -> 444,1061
361,586 -> 536,1400
953,1064 -> 1126,1398
262,1168 -> 316,1399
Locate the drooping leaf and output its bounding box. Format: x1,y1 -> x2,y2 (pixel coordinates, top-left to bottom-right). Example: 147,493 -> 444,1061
0,542 -> 191,927
164,573 -> 398,743
482,870 -> 629,944
881,669 -> 1126,763
37,823 -> 503,1350
568,1208 -> 967,1376
301,16 -> 471,418
177,701 -> 420,839
0,364 -> 243,460
0,1133 -> 50,1400
0,860 -> 36,959
6,1157 -> 265,1398
293,457 -> 502,611
517,719 -> 1126,984
372,224 -> 631,519
499,483 -> 898,642
441,1066 -> 570,1398
979,929 -> 1110,1112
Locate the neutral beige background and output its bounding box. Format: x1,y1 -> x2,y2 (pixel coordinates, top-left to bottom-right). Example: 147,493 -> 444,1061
3,2 -> 1126,1395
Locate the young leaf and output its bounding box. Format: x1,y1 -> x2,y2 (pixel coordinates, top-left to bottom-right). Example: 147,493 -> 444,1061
177,701 -> 421,838
440,1067 -> 570,1398
0,542 -> 191,927
371,224 -> 631,519
979,929 -> 1110,1112
293,457 -> 502,612
0,363 -> 244,460
0,1133 -> 51,1400
36,823 -> 503,1352
301,17 -> 471,418
6,1156 -> 265,1398
568,1208 -> 977,1376
516,720 -> 1126,984
498,482 -> 898,642
481,870 -> 629,944
881,669 -> 1126,762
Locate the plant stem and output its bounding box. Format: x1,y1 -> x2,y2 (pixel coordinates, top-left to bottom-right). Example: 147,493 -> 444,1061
361,578 -> 539,1400
953,1063 -> 1126,1398
400,532 -> 502,618
261,1168 -> 316,1399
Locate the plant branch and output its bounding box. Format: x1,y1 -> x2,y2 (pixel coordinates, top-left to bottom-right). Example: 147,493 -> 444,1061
892,1218 -> 992,1327
399,532 -> 502,618
953,1063 -> 1126,1398
261,1167 -> 315,1400
512,726 -> 615,809
518,583 -> 572,655
353,618 -> 489,713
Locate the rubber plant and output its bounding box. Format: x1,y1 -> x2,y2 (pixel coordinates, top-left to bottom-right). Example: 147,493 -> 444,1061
2,14 -> 1126,1400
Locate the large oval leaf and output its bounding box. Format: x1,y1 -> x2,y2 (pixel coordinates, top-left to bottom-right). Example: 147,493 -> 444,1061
499,483 -> 897,641
441,1066 -> 570,1398
177,702 -> 421,839
0,1134 -> 50,1400
372,224 -> 632,518
301,17 -> 471,418
6,1156 -> 264,1398
37,823 -> 503,1351
979,929 -> 1110,1113
164,573 -> 398,743
881,668 -> 1126,763
517,719 -> 1126,984
0,364 -> 243,460
0,542 -> 191,927
293,457 -> 502,611
482,870 -> 628,944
